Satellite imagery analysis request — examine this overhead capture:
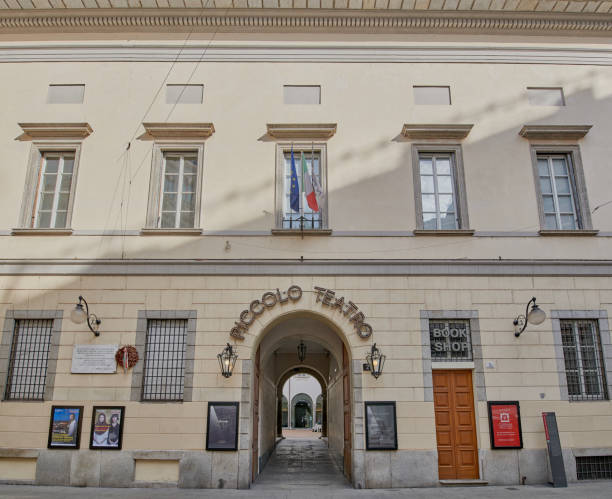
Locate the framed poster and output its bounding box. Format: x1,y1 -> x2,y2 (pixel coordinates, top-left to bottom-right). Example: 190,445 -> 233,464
488,401 -> 523,449
89,406 -> 125,450
206,402 -> 239,451
47,406 -> 83,449
365,401 -> 397,450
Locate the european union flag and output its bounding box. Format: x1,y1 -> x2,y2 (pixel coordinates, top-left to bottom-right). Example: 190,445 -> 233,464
289,148 -> 300,213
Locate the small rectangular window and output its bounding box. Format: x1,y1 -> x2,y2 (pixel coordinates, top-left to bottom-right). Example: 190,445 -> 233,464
47,85 -> 85,104
413,86 -> 451,105
527,87 -> 565,106
32,152 -> 75,229
282,149 -> 323,229
418,153 -> 459,230
537,154 -> 580,230
159,152 -> 198,229
5,319 -> 54,400
429,319 -> 473,362
283,86 -> 321,105
142,319 -> 187,401
166,84 -> 203,104
560,319 -> 608,401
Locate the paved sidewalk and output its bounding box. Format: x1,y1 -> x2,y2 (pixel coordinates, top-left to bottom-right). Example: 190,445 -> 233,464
0,482 -> 610,499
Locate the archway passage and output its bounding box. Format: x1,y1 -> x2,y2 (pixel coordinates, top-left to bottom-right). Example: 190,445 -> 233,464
250,314 -> 353,488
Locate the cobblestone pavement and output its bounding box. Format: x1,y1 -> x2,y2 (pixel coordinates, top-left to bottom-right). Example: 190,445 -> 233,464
282,428 -> 323,439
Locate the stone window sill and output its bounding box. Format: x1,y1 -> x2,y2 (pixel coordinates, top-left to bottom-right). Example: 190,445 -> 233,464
413,229 -> 475,236
538,229 -> 599,237
12,228 -> 73,236
271,229 -> 332,236
140,228 -> 203,236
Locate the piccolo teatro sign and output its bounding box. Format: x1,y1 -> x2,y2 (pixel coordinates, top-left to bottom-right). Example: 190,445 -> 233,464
230,285 -> 373,340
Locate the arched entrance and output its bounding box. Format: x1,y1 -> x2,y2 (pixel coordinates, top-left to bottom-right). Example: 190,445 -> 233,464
240,308 -> 365,489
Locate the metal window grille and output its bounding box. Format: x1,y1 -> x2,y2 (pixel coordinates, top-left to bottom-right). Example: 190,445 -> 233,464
576,456 -> 612,480
560,319 -> 608,401
429,319 -> 473,362
141,319 -> 187,401
283,150 -> 323,229
5,319 -> 53,400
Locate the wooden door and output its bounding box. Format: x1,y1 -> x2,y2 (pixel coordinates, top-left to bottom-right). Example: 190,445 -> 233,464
342,344 -> 352,480
252,346 -> 260,482
433,370 -> 479,480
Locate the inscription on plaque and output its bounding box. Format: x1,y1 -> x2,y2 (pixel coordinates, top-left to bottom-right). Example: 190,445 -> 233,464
71,345 -> 119,374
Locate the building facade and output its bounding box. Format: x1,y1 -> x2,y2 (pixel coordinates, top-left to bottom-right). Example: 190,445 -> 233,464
0,1 -> 612,489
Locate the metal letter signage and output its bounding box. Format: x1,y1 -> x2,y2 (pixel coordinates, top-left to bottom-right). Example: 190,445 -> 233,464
313,286 -> 373,339
230,286 -> 302,340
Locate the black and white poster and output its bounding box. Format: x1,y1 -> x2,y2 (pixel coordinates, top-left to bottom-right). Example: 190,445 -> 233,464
365,401 -> 397,450
206,402 -> 239,451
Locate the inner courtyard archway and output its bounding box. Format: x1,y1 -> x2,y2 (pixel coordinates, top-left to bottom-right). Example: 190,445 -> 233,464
244,311 -> 364,489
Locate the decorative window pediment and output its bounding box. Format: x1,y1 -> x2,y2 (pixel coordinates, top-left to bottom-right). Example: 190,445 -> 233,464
17,122 -> 93,141
140,123 -> 215,141
519,125 -> 591,141
401,124 -> 473,140
266,123 -> 337,141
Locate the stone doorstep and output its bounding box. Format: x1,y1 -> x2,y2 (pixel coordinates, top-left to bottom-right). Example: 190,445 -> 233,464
439,479 -> 489,487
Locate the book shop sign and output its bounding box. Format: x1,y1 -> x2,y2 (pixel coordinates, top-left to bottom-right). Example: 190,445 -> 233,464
230,285 -> 373,340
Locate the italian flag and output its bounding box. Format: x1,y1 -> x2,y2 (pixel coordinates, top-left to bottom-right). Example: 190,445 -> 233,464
301,154 -> 322,212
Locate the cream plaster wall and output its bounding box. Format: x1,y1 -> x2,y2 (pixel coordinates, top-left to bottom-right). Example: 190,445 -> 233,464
1,50 -> 612,261
1,274 -> 611,456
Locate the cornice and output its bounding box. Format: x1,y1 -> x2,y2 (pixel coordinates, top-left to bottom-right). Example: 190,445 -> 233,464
17,122 -> 93,140
266,123 -> 337,141
140,122 -> 215,140
0,10 -> 612,35
401,124 -> 473,140
519,124 -> 592,140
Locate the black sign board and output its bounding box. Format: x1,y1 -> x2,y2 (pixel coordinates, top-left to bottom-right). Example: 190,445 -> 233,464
542,412 -> 567,487
206,402 -> 239,451
365,401 -> 397,450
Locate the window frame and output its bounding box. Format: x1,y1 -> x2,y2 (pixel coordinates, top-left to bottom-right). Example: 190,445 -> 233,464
274,142 -> 329,231
529,145 -> 593,231
551,310 -> 612,402
411,144 -> 470,231
18,142 -> 82,231
145,143 -> 204,231
131,310 -> 196,403
0,310 -> 62,402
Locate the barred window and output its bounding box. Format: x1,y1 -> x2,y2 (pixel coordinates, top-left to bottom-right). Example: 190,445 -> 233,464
5,319 -> 53,400
576,456 -> 612,480
561,319 -> 608,401
141,319 -> 187,401
429,319 -> 472,362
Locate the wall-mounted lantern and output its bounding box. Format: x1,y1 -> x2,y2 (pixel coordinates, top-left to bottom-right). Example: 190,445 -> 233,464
297,340 -> 307,363
513,297 -> 546,337
218,343 -> 238,378
364,343 -> 386,379
70,295 -> 101,337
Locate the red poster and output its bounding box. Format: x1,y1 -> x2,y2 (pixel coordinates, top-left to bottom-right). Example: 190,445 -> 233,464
489,402 -> 522,449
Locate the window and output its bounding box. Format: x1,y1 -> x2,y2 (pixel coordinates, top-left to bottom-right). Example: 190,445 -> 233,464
429,319 -> 473,362
560,319 -> 608,401
1,313 -> 61,402
32,152 -> 75,229
527,87 -> 564,106
47,84 -> 84,104
275,144 -> 328,230
145,142 -> 204,231
283,86 -> 321,105
142,319 -> 187,401
412,145 -> 469,231
159,152 -> 198,229
530,147 -> 593,231
536,154 -> 581,230
166,84 -> 203,104
413,86 -> 451,105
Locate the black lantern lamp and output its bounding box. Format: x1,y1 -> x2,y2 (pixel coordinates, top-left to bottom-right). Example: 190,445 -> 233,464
365,343 -> 385,379
513,297 -> 546,337
297,340 -> 307,363
218,343 -> 238,378
70,295 -> 101,337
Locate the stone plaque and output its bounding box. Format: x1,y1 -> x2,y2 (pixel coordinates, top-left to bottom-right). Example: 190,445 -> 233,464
71,344 -> 118,374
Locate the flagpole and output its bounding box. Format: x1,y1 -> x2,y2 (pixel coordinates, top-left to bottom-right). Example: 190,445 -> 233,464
300,150 -> 304,236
